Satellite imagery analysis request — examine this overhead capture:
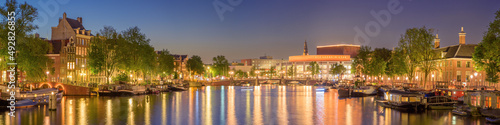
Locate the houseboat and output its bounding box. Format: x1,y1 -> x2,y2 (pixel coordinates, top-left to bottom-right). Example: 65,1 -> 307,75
385,90 -> 425,110
436,88 -> 465,102
98,84 -> 147,96
464,90 -> 500,118
118,85 -> 147,95
351,86 -> 377,97
426,96 -> 457,110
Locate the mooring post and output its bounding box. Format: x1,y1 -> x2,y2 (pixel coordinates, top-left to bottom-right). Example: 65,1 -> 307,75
48,92 -> 57,111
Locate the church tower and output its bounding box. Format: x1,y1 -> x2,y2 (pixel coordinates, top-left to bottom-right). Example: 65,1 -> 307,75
303,40 -> 309,55
434,34 -> 440,48
459,27 -> 466,45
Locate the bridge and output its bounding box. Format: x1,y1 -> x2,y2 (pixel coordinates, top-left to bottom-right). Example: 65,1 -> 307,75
25,82 -> 91,96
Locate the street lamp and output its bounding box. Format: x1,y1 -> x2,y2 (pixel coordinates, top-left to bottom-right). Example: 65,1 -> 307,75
474,72 -> 478,86
255,70 -> 260,85
229,71 -> 234,83
432,74 -> 435,89
46,71 -> 50,82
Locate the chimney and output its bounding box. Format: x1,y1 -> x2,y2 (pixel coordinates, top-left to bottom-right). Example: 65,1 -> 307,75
434,34 -> 440,48
77,17 -> 82,24
459,27 -> 466,44
63,12 -> 67,19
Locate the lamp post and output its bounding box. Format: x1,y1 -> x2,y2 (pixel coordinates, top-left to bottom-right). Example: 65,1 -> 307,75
470,75 -> 474,88
474,72 -> 478,87
229,71 -> 234,85
46,71 -> 50,82
255,70 -> 260,86
431,74 -> 435,89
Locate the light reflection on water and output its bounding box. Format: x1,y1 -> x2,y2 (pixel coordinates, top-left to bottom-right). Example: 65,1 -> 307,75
0,86 -> 488,125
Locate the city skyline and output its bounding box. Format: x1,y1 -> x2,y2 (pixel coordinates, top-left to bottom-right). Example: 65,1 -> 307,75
18,0 -> 500,63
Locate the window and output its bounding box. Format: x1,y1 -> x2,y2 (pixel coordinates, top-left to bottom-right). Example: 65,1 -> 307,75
486,97 -> 491,108
471,96 -> 477,106
402,97 -> 408,102
457,71 -> 462,82
466,61 -> 471,68
497,97 -> 500,108
457,61 -> 461,67
466,71 -> 471,82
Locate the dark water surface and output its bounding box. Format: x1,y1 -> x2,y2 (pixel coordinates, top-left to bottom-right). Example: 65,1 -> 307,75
1,86 -> 487,125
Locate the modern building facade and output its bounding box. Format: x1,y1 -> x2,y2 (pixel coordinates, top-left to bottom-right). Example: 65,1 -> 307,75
283,41 -> 359,80
317,44 -> 361,58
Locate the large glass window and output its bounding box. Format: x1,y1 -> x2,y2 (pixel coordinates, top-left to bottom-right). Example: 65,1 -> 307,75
457,71 -> 462,82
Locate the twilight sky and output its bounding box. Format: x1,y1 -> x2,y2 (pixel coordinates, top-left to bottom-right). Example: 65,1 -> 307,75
16,0 -> 500,63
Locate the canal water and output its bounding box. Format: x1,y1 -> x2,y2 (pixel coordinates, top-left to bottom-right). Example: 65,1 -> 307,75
1,86 -> 487,125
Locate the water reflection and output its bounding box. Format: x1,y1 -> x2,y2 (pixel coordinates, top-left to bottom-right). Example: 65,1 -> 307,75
2,85 -> 488,124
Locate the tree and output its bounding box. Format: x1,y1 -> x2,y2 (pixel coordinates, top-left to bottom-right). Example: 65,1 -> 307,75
386,48 -> 408,79
473,9 -> 500,84
330,63 -> 346,81
249,66 -> 257,77
212,55 -> 229,77
352,46 -> 372,77
0,0 -> 52,82
186,55 -> 205,76
269,66 -> 276,78
88,26 -> 122,84
119,26 -> 155,83
396,26 -> 438,87
308,61 -> 320,79
367,57 -> 386,81
287,66 -> 295,78
156,49 -> 175,81
235,70 -> 247,79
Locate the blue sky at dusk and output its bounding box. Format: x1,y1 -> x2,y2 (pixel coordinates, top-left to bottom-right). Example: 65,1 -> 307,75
14,0 -> 500,63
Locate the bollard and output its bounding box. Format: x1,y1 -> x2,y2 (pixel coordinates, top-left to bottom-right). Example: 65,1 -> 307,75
49,92 -> 57,111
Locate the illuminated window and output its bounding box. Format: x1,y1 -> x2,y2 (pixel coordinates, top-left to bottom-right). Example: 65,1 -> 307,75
471,96 -> 477,106
409,97 -> 420,102
486,97 -> 491,108
402,97 -> 408,102
497,97 -> 500,109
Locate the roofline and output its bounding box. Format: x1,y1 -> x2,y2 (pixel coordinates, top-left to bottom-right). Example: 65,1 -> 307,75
317,44 -> 360,48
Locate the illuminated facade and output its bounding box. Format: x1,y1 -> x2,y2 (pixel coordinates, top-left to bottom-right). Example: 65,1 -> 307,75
50,12 -> 93,85
282,42 -> 357,80
428,27 -> 490,87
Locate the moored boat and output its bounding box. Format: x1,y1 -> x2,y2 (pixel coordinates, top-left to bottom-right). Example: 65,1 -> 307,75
351,86 -> 377,97
452,109 -> 468,116
169,85 -> 187,91
386,90 -> 425,110
486,117 -> 500,123
240,83 -> 253,91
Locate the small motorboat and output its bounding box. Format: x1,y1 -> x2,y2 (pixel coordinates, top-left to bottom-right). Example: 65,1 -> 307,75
486,117 -> 500,123
452,109 -> 468,116
315,88 -> 329,92
169,86 -> 187,91
240,83 -> 253,91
